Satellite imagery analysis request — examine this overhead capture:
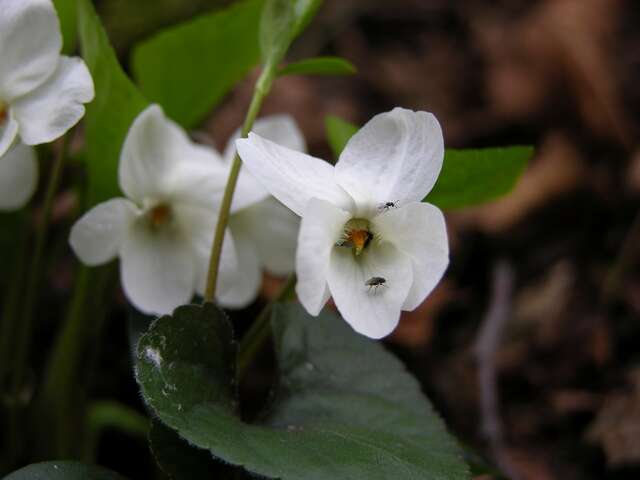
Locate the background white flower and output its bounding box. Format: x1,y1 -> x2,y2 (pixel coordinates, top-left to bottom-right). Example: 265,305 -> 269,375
69,105 -> 250,315
0,0 -> 94,209
0,143 -> 38,211
236,107 -> 450,339
222,115 -> 303,301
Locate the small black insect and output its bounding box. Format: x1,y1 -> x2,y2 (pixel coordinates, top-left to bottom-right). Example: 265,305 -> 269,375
365,276 -> 387,293
378,201 -> 398,211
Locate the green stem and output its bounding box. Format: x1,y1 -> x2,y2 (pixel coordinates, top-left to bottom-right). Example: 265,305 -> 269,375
237,274 -> 296,380
10,136 -> 69,394
203,67 -> 276,302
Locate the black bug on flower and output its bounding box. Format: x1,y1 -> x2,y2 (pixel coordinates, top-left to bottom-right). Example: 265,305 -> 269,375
378,201 -> 398,211
365,276 -> 387,293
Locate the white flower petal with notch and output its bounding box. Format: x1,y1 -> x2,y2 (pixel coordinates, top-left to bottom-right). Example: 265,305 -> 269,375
327,242 -> 413,339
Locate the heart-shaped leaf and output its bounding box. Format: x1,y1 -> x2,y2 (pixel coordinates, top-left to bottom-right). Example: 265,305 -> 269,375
4,461 -> 127,480
136,303 -> 470,479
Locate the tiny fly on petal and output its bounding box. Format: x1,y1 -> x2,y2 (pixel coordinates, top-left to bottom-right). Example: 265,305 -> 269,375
365,276 -> 387,294
378,201 -> 398,211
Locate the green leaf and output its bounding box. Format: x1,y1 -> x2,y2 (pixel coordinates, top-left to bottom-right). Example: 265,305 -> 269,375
53,0 -> 77,53
4,461 -> 127,480
323,115 -> 531,209
260,0 -> 296,65
136,303 -> 470,479
132,0 -> 264,128
279,56 -> 356,77
260,0 -> 323,66
149,420 -> 225,480
77,0 -> 148,205
325,115 -> 358,159
427,146 -> 532,209
292,0 -> 323,38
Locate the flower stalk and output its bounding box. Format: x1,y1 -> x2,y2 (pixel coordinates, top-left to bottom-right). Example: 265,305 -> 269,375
237,274 -> 296,380
203,67 -> 277,302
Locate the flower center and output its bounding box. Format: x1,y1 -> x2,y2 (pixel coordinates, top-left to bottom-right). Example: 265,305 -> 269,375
338,218 -> 373,256
147,203 -> 172,229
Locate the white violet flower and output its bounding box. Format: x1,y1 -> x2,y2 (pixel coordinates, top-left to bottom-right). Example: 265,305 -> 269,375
0,0 -> 94,157
0,143 -> 38,211
70,107 -> 303,314
0,0 -> 94,210
69,105 -> 260,315
236,107 -> 449,338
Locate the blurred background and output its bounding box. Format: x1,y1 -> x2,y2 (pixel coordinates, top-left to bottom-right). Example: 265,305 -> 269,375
39,0 -> 640,478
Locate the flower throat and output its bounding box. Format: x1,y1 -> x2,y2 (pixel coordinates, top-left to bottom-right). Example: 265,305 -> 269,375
339,218 -> 373,256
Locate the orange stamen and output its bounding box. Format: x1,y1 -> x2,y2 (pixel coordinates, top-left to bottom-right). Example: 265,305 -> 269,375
347,229 -> 371,256
149,204 -> 171,228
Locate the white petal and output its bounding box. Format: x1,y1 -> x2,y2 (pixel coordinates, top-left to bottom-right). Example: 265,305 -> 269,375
216,228 -> 261,309
0,0 -> 61,100
175,203 -> 253,308
223,114 -> 307,162
373,202 -> 449,310
296,198 -> 350,316
236,133 -> 354,217
335,107 -> 444,210
119,105 -> 227,205
0,142 -> 38,210
120,221 -> 196,315
0,113 -> 19,158
12,56 -> 94,146
327,241 -> 413,339
231,196 -> 300,276
225,115 -> 308,212
69,198 -> 139,266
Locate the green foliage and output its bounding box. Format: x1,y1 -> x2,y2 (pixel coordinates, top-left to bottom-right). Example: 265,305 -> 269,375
292,0 -> 323,38
136,303 -> 470,480
325,115 -> 359,160
260,0 -> 296,66
427,147 -> 531,209
77,0 -> 148,205
260,0 -> 323,67
53,0 -> 77,53
132,0 -> 264,128
323,115 -> 532,209
279,56 -> 356,77
4,461 -> 127,480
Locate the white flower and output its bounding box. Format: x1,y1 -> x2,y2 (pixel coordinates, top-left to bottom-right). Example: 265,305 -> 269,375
0,143 -> 38,211
236,107 -> 449,338
69,105 -> 255,315
0,0 -> 94,158
70,107 -> 303,314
